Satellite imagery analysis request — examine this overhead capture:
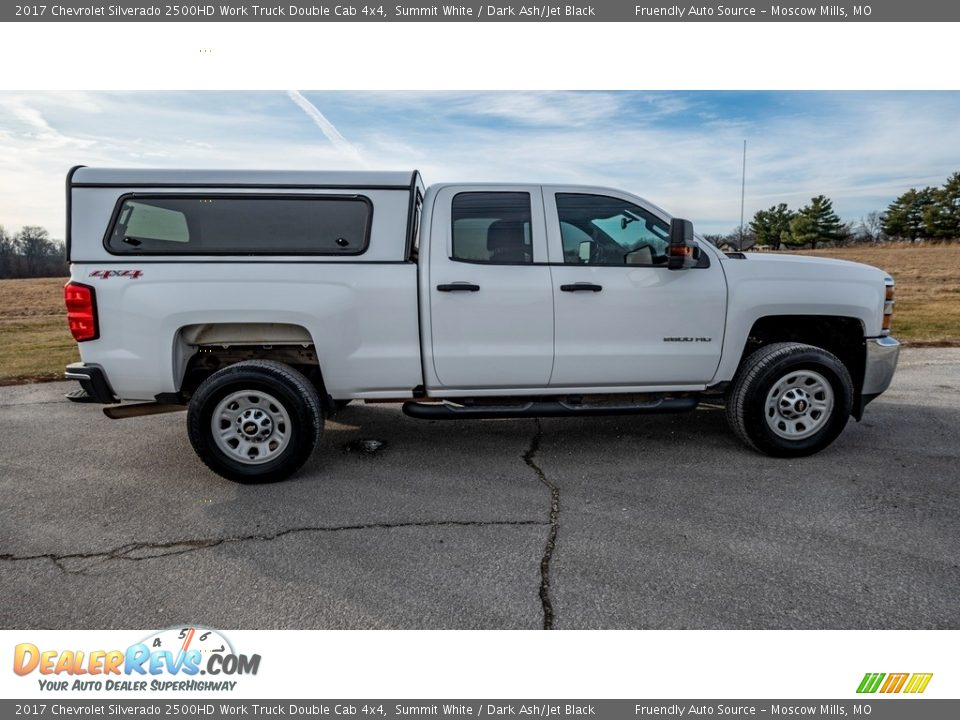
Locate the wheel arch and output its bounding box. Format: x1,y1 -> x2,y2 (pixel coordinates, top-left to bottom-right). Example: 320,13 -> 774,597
730,314 -> 866,418
171,322 -> 335,411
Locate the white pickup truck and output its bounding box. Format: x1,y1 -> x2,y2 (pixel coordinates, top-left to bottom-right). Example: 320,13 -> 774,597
63,168 -> 900,482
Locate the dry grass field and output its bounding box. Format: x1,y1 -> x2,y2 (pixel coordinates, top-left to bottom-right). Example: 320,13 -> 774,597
793,245 -> 960,346
0,244 -> 958,384
0,277 -> 78,384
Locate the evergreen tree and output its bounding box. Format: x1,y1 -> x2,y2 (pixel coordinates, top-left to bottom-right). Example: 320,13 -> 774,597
882,187 -> 937,242
750,203 -> 795,250
790,195 -> 845,249
922,173 -> 960,239
787,213 -> 817,248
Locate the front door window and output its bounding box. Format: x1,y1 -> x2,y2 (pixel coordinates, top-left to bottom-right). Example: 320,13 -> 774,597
556,193 -> 670,266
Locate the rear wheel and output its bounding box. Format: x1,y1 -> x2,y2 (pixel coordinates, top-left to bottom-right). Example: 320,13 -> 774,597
726,342 -> 854,457
187,360 -> 323,483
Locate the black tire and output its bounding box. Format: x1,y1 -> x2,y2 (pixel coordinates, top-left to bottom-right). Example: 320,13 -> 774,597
726,342 -> 854,457
187,360 -> 323,483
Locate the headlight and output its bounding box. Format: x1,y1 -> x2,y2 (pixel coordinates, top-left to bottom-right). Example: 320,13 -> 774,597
882,277 -> 895,334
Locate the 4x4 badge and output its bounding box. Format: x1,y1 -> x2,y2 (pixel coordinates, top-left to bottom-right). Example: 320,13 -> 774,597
89,270 -> 143,280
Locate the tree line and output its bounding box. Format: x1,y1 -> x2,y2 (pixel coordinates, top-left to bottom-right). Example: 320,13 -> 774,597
2,172 -> 958,278
707,172 -> 960,250
882,172 -> 960,242
0,225 -> 68,279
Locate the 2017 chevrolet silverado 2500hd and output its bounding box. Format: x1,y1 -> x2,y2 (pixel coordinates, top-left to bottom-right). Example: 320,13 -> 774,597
63,168 -> 900,482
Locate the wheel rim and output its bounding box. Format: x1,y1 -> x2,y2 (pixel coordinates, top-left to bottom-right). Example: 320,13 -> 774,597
764,369 -> 835,440
211,390 -> 292,465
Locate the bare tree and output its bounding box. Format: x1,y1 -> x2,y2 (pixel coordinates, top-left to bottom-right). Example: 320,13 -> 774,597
862,211 -> 884,243
14,226 -> 64,277
0,225 -> 15,278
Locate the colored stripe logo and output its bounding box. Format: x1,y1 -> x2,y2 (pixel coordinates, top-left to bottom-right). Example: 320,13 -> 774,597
857,672 -> 933,694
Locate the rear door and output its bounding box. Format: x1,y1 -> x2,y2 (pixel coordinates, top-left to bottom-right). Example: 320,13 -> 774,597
426,187 -> 554,389
544,188 -> 727,387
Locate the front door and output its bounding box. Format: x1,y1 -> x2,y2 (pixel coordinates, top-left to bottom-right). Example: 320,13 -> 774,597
544,188 -> 727,387
427,187 -> 554,389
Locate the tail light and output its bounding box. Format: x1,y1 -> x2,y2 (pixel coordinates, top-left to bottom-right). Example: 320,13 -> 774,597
64,282 -> 99,342
882,278 -> 895,334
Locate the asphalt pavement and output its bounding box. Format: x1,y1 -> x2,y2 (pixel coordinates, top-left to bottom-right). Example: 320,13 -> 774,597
1,348 -> 958,629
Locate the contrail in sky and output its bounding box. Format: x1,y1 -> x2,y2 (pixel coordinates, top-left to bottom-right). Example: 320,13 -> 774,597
286,90 -> 366,166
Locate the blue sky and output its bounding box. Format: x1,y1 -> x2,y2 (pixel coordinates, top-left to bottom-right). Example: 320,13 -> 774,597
1,90 -> 959,238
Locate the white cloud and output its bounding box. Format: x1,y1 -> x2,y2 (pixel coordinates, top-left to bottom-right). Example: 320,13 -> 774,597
0,91 -> 958,238
286,90 -> 366,167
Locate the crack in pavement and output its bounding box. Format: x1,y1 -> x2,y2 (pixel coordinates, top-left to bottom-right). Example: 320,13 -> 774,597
523,418 -> 560,630
0,518 -> 547,576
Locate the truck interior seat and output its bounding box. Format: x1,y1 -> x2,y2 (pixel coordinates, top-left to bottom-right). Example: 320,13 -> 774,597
486,220 -> 531,263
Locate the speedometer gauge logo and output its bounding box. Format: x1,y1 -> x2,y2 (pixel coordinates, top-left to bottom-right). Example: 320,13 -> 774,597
141,626 -> 235,665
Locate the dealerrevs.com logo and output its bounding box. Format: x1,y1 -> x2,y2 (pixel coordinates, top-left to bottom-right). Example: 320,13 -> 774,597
856,672 -> 933,694
13,626 -> 261,693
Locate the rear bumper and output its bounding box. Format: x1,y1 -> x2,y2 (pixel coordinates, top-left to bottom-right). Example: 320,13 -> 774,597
65,362 -> 118,404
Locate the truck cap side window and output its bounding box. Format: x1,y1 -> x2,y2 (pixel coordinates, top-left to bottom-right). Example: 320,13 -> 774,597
451,192 -> 533,264
106,194 -> 372,256
556,193 -> 670,267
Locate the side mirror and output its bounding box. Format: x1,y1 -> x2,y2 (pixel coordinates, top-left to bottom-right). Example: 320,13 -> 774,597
668,218 -> 697,270
578,240 -> 592,263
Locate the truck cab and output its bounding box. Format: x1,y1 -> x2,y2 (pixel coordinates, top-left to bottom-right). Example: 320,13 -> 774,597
420,184 -> 726,394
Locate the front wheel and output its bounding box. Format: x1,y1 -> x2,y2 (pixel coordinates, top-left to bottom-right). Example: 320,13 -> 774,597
726,342 -> 854,457
187,360 -> 323,483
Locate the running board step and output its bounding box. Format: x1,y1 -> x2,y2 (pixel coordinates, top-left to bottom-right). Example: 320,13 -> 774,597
103,403 -> 187,420
402,397 -> 698,420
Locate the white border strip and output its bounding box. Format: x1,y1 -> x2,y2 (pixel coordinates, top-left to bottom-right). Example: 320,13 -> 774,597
0,22 -> 957,91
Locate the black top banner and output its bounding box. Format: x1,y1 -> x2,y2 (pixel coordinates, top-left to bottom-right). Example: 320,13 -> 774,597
3,0 -> 958,22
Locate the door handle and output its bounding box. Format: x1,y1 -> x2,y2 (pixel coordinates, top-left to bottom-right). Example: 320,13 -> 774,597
437,283 -> 480,292
560,283 -> 603,292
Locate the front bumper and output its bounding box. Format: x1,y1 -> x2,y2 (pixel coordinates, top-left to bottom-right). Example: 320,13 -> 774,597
855,336 -> 900,419
65,362 -> 118,404
863,336 -> 901,396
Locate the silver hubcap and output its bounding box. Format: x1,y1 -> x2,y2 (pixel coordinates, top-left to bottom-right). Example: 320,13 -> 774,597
764,369 -> 834,440
211,390 -> 291,464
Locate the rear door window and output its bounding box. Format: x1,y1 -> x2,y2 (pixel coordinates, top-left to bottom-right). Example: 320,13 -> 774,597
451,192 -> 533,264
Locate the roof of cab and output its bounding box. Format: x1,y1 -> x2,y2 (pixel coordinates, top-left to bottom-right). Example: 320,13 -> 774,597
70,167 -> 419,189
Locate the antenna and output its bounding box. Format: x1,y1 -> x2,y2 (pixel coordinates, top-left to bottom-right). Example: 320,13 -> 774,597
739,139 -> 747,252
